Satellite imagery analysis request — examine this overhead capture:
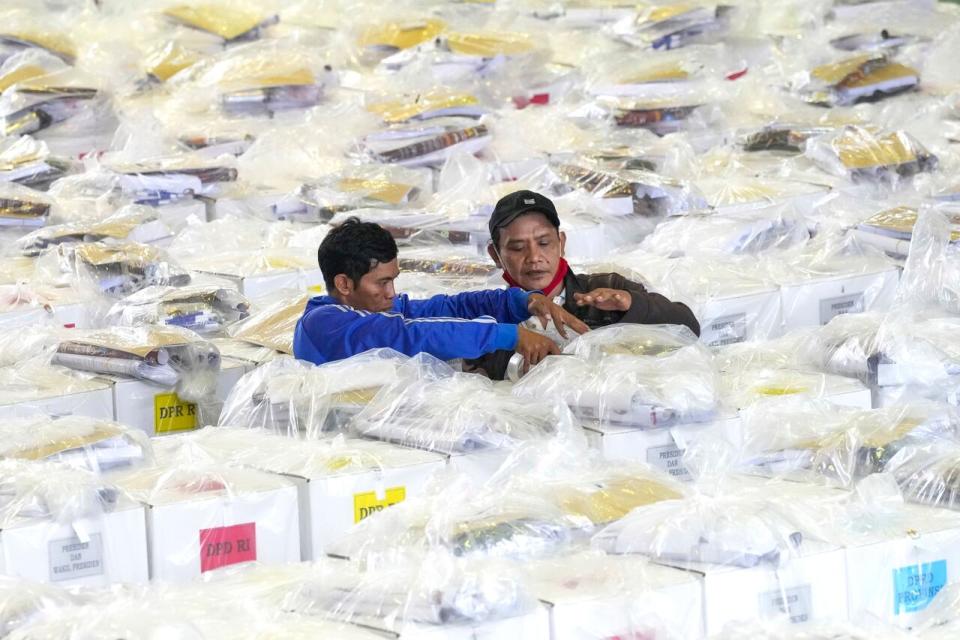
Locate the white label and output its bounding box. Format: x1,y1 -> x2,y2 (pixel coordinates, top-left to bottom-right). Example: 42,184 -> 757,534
819,293 -> 865,325
706,313 -> 747,347
646,444 -> 692,481
758,585 -> 813,624
49,533 -> 104,582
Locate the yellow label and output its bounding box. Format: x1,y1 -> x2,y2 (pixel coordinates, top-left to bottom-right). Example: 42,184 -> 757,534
306,284 -> 324,294
353,486 -> 406,523
0,65 -> 46,93
154,392 -> 198,434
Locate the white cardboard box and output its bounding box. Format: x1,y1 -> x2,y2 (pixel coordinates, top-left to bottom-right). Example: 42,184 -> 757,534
697,288 -> 783,348
584,378 -> 871,480
529,554 -> 705,640
112,466 -> 302,583
101,357 -> 248,435
0,366 -> 114,421
584,416 -> 736,482
779,268 -> 900,331
163,431 -> 448,560
664,544 -> 849,635
191,267 -> 324,301
0,500 -> 148,588
365,606 -> 552,640
844,504 -> 960,628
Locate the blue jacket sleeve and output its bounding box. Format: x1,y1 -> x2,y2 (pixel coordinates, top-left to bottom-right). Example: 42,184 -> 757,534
398,288 -> 532,323
294,305 -> 519,365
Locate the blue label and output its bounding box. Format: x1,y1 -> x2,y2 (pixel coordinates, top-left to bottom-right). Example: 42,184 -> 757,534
892,560 -> 948,615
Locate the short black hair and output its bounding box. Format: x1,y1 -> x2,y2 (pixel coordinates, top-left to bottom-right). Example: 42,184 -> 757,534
318,218 -> 398,291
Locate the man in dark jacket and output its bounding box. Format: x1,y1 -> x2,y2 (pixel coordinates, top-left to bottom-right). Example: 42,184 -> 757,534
465,189 -> 701,379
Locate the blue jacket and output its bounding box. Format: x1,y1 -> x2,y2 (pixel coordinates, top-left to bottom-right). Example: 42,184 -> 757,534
293,288 -> 533,365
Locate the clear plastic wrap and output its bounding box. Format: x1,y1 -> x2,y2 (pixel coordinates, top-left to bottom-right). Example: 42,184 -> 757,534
0,414 -> 153,473
64,241 -> 192,298
805,126 -> 938,183
219,351 -> 407,438
897,207 -> 960,314
798,53 -> 920,106
102,154 -> 238,204
0,458 -> 147,587
106,285 -> 250,336
0,136 -> 73,190
883,442 -> 960,512
17,206 -> 178,256
610,4 -> 734,50
0,182 -> 52,230
638,205 -> 811,257
513,324 -> 719,429
351,353 -> 585,455
161,4 -> 280,44
591,491 -> 810,569
359,116 -> 492,168
53,325 -> 221,401
107,460 -> 300,582
0,576 -> 79,637
0,359 -> 113,419
730,399 -> 957,487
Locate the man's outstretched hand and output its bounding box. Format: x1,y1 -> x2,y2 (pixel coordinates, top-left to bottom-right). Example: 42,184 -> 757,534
515,326 -> 561,373
573,288 -> 632,312
527,293 -> 590,339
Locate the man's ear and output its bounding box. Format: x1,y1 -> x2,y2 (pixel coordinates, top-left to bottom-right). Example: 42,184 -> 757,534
559,230 -> 567,257
333,274 -> 353,297
487,243 -> 503,268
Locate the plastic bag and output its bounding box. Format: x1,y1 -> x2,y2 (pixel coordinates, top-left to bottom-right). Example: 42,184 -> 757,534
513,324 -> 719,429
805,126 -> 937,183
53,325 -> 221,401
106,285 -> 250,336
219,352 -> 407,438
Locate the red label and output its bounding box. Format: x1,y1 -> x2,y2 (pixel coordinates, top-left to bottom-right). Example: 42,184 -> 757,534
199,522 -> 256,573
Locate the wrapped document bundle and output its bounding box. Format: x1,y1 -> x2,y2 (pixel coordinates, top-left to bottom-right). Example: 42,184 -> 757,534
734,399 -> 955,487
0,183 -> 51,230
0,136 -> 71,190
0,576 -> 79,637
0,458 -> 119,531
611,4 -> 734,50
18,208 -> 177,256
380,30 -> 541,80
741,124 -> 835,153
282,175 -> 423,223
570,95 -> 704,136
897,207 -> 960,315
592,492 -> 809,569
397,245 -> 497,278
277,556 -> 539,632
366,90 -> 487,125
357,18 -> 446,64
806,126 -> 937,183
227,293 -> 308,355
68,242 -> 191,298
162,5 -> 279,44
0,75 -> 108,139
811,313 -> 960,391
638,205 -> 810,256
351,354 -> 576,454
360,118 -> 491,168
0,415 -> 152,474
106,285 -> 250,336
219,352 -> 406,437
53,325 -> 220,400
549,162 -> 706,216
513,324 -> 719,429
800,54 -> 919,106
883,443 -> 960,511
105,157 -> 238,205
852,205 -> 960,259
0,30 -> 74,65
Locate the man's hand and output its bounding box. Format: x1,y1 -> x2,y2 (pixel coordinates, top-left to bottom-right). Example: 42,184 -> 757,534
573,288 -> 632,312
527,293 -> 590,339
516,326 -> 561,373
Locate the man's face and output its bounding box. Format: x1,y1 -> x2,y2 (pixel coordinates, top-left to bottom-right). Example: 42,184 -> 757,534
337,258 -> 399,312
488,212 -> 565,292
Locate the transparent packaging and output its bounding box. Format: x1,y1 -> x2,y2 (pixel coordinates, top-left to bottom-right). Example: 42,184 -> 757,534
106,285 -> 251,336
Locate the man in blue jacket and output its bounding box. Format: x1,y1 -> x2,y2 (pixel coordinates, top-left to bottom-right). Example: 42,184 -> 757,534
293,218 -> 589,369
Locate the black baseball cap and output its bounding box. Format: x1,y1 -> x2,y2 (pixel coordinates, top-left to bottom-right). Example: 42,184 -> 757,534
488,190 -> 561,242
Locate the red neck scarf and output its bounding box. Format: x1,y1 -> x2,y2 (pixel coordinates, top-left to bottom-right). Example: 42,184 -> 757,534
503,258 -> 570,297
